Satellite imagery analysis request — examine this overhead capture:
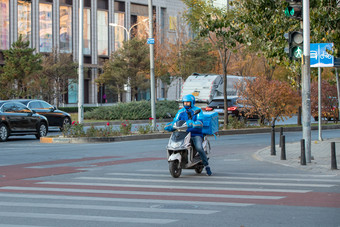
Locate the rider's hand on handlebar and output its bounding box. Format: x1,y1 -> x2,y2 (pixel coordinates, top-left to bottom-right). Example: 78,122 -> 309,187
186,120 -> 193,128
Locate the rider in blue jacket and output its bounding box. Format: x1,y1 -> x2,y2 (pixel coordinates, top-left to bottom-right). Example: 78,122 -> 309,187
165,94 -> 212,176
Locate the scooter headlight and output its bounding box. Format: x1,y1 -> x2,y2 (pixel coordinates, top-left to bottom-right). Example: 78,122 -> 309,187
169,140 -> 183,148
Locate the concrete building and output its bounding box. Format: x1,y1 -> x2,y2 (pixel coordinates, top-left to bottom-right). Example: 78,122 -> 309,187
0,0 -> 188,106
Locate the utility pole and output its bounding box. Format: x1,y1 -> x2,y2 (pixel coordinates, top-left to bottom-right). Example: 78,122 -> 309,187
148,0 -> 156,130
78,0 -> 84,123
301,0 -> 311,162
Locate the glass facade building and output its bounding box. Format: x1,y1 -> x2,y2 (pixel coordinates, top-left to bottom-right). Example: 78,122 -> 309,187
0,0 -> 187,105
0,0 -> 10,50
59,5 -> 72,53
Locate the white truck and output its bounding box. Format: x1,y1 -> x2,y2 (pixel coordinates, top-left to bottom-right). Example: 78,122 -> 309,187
180,73 -> 251,107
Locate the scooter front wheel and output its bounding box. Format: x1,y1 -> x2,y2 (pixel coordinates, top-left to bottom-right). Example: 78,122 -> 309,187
169,160 -> 182,178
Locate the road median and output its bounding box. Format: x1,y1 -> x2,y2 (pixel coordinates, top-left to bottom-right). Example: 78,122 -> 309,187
41,124 -> 340,144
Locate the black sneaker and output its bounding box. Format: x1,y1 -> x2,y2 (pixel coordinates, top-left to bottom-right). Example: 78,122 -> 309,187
205,166 -> 212,176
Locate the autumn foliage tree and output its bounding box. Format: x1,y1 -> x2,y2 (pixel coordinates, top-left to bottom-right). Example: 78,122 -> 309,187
237,76 -> 300,127
311,80 -> 339,122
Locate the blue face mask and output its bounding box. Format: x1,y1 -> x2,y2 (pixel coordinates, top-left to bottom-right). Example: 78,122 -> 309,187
184,103 -> 191,109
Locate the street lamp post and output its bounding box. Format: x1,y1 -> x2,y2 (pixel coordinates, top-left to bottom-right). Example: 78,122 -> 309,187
78,0 -> 84,123
148,0 -> 156,130
109,19 -> 148,102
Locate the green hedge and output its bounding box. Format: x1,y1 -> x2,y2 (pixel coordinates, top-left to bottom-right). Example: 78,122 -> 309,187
84,100 -> 179,120
58,106 -> 97,113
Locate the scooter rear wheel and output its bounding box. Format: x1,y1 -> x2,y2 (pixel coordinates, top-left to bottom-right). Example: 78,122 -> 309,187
169,160 -> 182,178
195,165 -> 204,174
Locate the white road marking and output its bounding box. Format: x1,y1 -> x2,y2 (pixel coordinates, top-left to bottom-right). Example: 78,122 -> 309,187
106,172 -> 340,183
0,201 -> 218,214
0,212 -> 177,224
0,187 -> 284,200
76,177 -> 335,188
38,181 -> 311,193
0,193 -> 252,207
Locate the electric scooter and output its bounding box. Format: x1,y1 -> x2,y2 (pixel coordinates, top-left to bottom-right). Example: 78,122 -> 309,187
166,118 -> 210,178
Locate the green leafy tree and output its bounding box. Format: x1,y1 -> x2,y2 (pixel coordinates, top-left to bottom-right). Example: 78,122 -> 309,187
232,0 -> 339,66
309,0 -> 340,57
182,0 -> 244,129
231,0 -> 339,126
231,0 -> 293,77
98,38 -> 150,102
1,35 -> 42,99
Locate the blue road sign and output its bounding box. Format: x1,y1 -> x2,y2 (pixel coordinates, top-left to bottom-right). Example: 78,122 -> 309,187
310,43 -> 334,67
147,38 -> 155,44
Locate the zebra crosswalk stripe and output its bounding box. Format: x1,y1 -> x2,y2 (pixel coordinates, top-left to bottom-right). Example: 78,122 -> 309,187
0,212 -> 177,224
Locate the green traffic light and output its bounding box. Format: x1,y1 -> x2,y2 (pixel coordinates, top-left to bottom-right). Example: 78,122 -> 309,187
292,46 -> 303,59
285,7 -> 294,17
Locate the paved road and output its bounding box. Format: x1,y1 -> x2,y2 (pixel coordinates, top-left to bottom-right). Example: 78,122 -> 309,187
0,130 -> 339,226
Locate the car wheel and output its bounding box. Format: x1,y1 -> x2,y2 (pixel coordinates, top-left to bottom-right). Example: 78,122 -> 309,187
0,123 -> 9,142
36,122 -> 48,139
60,117 -> 71,131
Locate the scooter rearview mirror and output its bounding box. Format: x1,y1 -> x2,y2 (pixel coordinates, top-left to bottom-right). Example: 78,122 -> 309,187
194,109 -> 201,115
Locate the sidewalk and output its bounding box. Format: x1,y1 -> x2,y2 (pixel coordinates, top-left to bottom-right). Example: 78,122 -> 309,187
255,138 -> 340,175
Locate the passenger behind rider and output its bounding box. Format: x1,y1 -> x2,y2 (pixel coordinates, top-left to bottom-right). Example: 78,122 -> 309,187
164,94 -> 212,176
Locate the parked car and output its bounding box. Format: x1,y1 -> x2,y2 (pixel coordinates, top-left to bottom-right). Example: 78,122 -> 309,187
13,99 -> 71,130
0,100 -> 49,142
312,106 -> 339,121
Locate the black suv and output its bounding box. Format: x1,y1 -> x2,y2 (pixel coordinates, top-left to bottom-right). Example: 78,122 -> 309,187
0,101 -> 49,142
205,96 -> 242,118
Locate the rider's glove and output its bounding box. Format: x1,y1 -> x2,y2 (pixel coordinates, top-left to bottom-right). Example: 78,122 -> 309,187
164,123 -> 174,132
186,120 -> 193,128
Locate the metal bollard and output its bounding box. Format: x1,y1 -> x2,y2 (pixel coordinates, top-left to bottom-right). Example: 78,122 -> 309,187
281,135 -> 286,160
331,142 -> 338,170
300,139 -> 306,165
271,125 -> 276,156
279,127 -> 283,148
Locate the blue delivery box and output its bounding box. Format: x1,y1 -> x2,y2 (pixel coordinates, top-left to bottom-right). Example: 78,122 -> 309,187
202,112 -> 219,135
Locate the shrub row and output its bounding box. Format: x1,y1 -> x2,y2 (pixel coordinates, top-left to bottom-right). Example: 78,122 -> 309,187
58,106 -> 97,113
84,100 -> 179,120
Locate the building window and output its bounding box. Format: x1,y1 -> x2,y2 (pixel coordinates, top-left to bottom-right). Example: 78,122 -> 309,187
0,0 -> 9,50
97,10 -> 108,56
39,3 -> 53,52
169,16 -> 177,31
18,0 -> 32,44
134,16 -> 148,39
83,8 -> 91,55
114,12 -> 124,50
60,5 -> 72,53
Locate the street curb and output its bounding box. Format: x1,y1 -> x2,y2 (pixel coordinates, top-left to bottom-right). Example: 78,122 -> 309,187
41,124 -> 340,143
40,133 -> 171,143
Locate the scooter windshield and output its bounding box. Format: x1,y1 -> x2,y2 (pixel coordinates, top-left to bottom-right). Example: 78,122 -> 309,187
171,131 -> 189,142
